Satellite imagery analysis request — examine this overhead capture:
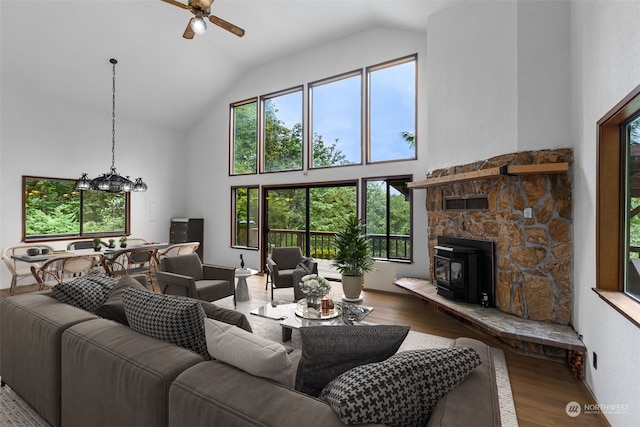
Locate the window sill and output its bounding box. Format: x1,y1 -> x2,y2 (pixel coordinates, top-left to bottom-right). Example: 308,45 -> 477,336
592,288 -> 640,328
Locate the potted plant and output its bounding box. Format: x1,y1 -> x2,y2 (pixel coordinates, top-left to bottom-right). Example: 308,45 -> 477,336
108,239 -> 116,248
331,214 -> 375,301
119,236 -> 128,248
92,237 -> 103,252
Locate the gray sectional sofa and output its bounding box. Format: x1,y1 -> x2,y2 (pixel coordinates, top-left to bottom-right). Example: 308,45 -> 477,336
0,282 -> 502,427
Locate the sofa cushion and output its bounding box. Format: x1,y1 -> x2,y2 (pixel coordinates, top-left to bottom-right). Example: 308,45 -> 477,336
51,271 -> 116,312
320,348 -> 482,427
123,287 -> 210,359
204,318 -> 295,387
295,325 -> 410,397
94,275 -> 147,325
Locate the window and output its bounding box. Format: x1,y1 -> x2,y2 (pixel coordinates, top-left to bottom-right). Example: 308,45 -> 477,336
262,87 -> 303,173
596,83 -> 640,327
310,71 -> 362,168
233,186 -> 259,248
367,55 -> 417,163
363,176 -> 412,261
231,99 -> 257,175
625,115 -> 640,301
23,176 -> 129,241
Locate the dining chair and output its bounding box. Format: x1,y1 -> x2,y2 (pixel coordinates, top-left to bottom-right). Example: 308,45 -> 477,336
2,243 -> 56,294
124,237 -> 150,247
156,242 -> 200,260
108,247 -> 158,288
30,253 -> 111,290
66,240 -> 108,251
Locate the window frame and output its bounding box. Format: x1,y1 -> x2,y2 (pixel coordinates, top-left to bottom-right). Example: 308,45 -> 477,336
595,83 -> 640,327
260,86 -> 305,174
22,175 -> 130,242
229,98 -> 259,176
366,54 -> 418,165
308,69 -> 363,169
231,186 -> 260,249
362,174 -> 413,263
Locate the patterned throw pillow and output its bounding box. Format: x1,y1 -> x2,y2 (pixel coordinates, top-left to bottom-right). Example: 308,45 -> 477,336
122,287 -> 210,359
319,348 -> 482,427
295,325 -> 410,397
51,272 -> 116,312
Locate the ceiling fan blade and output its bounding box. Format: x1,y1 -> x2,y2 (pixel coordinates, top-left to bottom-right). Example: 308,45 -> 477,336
183,19 -> 196,39
209,15 -> 245,37
161,0 -> 189,10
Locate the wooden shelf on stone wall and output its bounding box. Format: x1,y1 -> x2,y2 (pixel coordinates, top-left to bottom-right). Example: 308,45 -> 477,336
407,162 -> 569,189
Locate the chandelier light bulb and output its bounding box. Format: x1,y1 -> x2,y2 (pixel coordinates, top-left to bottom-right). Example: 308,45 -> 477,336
191,16 -> 207,35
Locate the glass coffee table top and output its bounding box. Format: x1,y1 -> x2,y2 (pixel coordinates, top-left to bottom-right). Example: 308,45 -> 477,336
250,301 -> 373,342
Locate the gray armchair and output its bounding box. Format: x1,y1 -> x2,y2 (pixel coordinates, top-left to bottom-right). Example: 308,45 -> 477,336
266,246 -> 318,301
156,254 -> 236,304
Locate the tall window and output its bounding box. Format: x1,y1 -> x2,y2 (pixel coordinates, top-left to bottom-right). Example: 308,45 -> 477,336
625,116 -> 640,301
23,176 -> 129,241
596,83 -> 640,326
363,176 -> 412,261
233,186 -> 259,248
367,55 -> 417,163
262,87 -> 303,172
310,71 -> 362,168
231,99 -> 257,175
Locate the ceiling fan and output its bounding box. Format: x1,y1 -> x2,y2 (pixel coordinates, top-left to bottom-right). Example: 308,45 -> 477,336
161,0 -> 245,39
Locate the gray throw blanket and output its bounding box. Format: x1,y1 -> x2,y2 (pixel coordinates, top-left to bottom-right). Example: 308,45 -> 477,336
292,258 -> 312,301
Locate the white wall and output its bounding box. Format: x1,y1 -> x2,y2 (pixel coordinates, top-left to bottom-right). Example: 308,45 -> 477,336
184,26 -> 430,291
427,0 -> 571,169
0,86 -> 187,289
571,1 -> 640,425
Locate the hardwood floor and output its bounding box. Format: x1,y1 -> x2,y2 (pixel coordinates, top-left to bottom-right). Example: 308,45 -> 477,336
2,275 -> 609,426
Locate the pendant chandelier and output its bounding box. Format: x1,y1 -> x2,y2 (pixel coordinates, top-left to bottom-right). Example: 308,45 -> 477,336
75,58 -> 147,193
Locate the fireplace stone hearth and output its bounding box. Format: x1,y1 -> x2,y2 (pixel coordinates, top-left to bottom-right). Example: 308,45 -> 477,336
424,149 -> 573,325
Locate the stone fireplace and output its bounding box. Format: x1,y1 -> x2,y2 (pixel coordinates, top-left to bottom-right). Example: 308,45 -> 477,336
424,149 -> 573,325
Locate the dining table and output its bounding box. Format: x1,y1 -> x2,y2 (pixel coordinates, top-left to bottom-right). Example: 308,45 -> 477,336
12,243 -> 169,263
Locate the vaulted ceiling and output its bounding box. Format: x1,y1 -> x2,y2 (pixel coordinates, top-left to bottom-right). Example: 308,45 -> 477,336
1,0 -> 460,132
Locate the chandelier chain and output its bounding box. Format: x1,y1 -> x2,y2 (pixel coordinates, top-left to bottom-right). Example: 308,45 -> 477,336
111,59 -> 116,171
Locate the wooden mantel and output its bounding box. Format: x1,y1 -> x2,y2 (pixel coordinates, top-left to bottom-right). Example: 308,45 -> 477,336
408,162 -> 569,189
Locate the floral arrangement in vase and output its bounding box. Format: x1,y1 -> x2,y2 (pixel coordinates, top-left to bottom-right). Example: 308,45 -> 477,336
299,274 -> 331,309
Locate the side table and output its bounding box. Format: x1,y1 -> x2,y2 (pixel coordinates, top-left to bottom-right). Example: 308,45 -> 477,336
235,268 -> 257,302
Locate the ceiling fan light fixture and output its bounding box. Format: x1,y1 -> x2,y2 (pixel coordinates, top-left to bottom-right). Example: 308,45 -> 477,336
191,15 -> 207,35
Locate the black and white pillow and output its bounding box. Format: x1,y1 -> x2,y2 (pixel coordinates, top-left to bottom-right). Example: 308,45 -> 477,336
295,325 -> 410,397
319,348 -> 482,427
122,287 -> 210,359
51,271 -> 116,312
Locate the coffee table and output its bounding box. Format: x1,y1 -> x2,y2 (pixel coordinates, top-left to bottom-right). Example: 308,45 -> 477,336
251,302 -> 373,342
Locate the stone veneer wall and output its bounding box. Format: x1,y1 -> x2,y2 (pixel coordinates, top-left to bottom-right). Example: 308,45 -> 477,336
426,149 -> 573,325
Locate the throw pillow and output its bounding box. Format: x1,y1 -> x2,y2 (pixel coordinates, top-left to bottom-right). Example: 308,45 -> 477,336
204,318 -> 295,387
51,271 -> 117,312
123,287 -> 210,359
94,276 -> 147,325
199,301 -> 253,333
319,348 -> 482,427
295,325 -> 410,397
